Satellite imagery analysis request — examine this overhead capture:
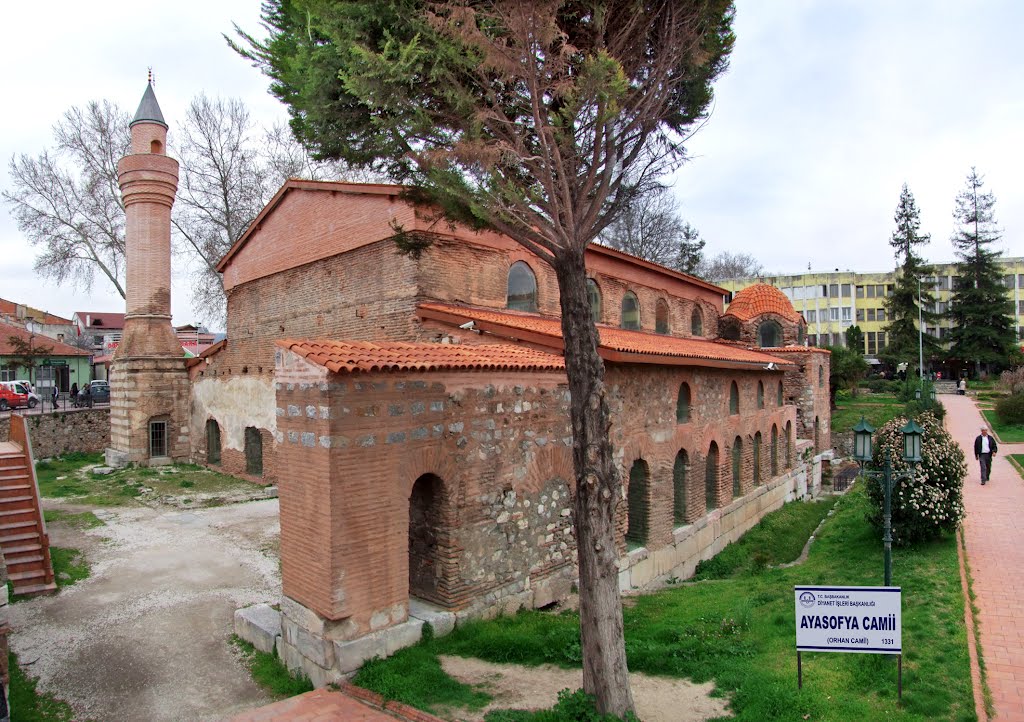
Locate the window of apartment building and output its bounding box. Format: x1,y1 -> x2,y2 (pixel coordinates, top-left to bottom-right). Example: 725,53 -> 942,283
885,284 -> 894,296
829,307 -> 839,321
819,284 -> 827,298
1018,300 -> 1024,315
938,276 -> 950,290
1018,274 -> 1024,287
841,307 -> 852,322
866,285 -> 876,299
0,367 -> 14,382
1004,275 -> 1015,289
507,261 -> 538,312
806,309 -> 817,323
867,308 -> 875,322
781,287 -> 794,300
878,332 -> 887,350
807,334 -> 817,346
935,301 -> 947,314
829,283 -> 839,298
620,292 -> 640,330
841,284 -> 851,297
856,309 -> 864,322
866,332 -> 877,355
856,285 -> 865,298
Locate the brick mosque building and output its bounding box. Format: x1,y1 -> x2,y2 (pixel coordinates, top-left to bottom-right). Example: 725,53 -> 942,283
111,84 -> 831,685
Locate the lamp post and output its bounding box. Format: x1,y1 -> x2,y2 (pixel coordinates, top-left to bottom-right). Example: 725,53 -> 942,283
853,416 -> 923,586
917,276 -> 925,393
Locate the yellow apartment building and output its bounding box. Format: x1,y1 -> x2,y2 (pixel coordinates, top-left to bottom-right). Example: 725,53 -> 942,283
719,257 -> 1024,362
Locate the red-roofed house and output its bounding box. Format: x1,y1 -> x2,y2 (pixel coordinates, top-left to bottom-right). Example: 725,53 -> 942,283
0,298 -> 77,346
0,321 -> 91,392
188,180 -> 831,684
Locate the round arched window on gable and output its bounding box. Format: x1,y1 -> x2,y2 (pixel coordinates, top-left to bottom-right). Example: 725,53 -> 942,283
676,382 -> 691,423
729,381 -> 739,415
655,299 -> 670,334
621,291 -> 640,330
758,320 -> 782,348
507,261 -> 538,312
587,278 -> 602,323
691,307 -> 703,336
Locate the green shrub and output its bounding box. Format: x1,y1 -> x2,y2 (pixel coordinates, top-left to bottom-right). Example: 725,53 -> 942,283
861,379 -> 901,394
995,393 -> 1024,426
484,689 -> 639,722
865,412 -> 966,546
905,398 -> 946,423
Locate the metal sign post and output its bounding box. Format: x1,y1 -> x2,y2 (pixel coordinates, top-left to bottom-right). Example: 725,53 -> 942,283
795,585 -> 903,699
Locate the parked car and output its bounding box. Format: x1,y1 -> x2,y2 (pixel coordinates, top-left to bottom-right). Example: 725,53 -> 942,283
11,381 -> 41,408
0,383 -> 29,411
76,380 -> 110,407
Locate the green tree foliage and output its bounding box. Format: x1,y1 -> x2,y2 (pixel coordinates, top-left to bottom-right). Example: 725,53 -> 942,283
825,344 -> 868,408
232,2 -> 734,715
947,168 -> 1016,375
5,334 -> 54,385
844,325 -> 864,355
865,412 -> 965,546
882,184 -> 940,369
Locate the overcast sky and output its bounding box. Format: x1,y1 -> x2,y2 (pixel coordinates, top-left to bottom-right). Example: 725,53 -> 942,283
2,1 -> 1022,329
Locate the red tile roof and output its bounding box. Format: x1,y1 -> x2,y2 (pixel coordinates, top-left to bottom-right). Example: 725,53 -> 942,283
416,302 -> 793,369
724,284 -> 803,323
277,339 -> 566,374
762,346 -> 831,354
0,321 -> 90,357
74,312 -> 126,330
0,299 -> 72,326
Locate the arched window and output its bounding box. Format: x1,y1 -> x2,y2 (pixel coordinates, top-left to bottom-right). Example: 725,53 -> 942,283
621,292 -> 640,330
507,261 -> 538,312
729,381 -> 739,415
818,365 -> 825,387
626,459 -> 649,547
757,381 -> 765,409
245,426 -> 263,475
720,318 -> 741,340
777,380 -> 784,406
759,320 -> 782,348
732,436 -> 743,497
676,383 -> 691,423
691,308 -> 703,336
771,425 -> 779,476
673,450 -> 689,526
753,432 -> 762,485
206,419 -> 221,465
814,416 -> 820,452
587,278 -> 602,322
706,442 -> 719,511
785,421 -> 793,468
655,299 -> 670,334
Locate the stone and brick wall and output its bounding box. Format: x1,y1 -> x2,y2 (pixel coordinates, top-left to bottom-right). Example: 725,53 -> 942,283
0,409 -> 111,458
767,348 -> 831,453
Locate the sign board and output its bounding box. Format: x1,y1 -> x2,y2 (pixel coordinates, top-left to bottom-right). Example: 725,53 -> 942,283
795,586 -> 901,654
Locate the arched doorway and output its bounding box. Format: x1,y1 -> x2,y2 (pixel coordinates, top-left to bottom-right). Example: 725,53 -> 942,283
409,473 -> 447,604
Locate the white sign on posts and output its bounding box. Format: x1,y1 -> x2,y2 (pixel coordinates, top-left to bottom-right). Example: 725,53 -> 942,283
794,586 -> 901,654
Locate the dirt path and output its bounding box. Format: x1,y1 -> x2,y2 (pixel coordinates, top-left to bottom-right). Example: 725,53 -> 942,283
438,655 -> 729,722
9,499 -> 282,721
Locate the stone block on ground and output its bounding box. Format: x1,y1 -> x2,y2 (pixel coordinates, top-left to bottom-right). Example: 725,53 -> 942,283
234,603 -> 281,654
408,598 -> 456,637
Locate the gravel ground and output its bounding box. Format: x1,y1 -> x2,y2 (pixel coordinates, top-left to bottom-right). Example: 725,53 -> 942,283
9,499 -> 282,721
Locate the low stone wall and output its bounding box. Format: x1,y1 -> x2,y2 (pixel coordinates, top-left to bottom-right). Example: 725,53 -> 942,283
0,409 -> 111,459
832,430 -> 854,458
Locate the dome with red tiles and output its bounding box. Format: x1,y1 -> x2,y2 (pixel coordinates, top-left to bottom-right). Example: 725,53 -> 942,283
724,284 -> 803,324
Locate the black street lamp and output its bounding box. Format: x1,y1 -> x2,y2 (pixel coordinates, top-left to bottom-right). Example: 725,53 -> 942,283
853,417 -> 922,586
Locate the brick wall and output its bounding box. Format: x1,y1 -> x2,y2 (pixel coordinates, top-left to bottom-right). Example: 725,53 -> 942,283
768,348 -> 831,453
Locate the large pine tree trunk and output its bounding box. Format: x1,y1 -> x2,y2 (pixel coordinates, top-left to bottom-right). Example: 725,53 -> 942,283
552,247 -> 635,717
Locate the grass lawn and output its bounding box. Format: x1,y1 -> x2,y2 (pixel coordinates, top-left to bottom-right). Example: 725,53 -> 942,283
35,452 -> 264,507
43,509 -> 105,529
8,652 -> 77,721
832,393 -> 905,432
230,636 -> 314,698
354,487 -> 975,721
981,411 -> 1024,443
1010,455 -> 1024,479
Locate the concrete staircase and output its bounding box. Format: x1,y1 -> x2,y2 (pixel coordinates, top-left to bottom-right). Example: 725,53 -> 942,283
0,415 -> 56,596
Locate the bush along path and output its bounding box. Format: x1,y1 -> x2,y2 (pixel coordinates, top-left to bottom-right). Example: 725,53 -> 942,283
353,489 -> 974,721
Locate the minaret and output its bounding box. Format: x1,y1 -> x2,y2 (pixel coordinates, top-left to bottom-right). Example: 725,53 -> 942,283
106,78 -> 190,466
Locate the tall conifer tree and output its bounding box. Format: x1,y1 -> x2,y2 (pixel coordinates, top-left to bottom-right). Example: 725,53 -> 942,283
883,184 -> 940,371
947,168 -> 1015,375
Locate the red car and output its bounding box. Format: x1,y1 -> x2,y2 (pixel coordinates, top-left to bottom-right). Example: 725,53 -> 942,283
0,383 -> 30,411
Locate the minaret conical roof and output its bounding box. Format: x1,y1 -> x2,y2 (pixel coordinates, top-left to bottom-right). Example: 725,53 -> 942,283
130,82 -> 167,128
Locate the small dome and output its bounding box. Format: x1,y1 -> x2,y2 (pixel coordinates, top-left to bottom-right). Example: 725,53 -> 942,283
725,284 -> 803,323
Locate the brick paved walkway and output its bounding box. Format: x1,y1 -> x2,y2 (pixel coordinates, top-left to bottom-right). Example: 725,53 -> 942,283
947,393 -> 1024,720
228,688 -> 401,721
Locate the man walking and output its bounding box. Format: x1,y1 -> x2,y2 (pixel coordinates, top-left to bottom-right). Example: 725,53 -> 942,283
974,426 -> 998,485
